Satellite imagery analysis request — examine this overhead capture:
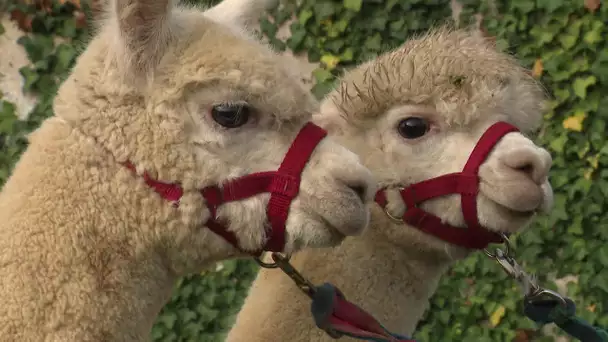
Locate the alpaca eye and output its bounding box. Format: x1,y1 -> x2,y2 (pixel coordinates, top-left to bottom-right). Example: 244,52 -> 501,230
397,117 -> 430,139
211,103 -> 251,128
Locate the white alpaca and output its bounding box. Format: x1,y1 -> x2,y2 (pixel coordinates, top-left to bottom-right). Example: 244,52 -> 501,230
0,0 -> 377,340
221,6 -> 555,341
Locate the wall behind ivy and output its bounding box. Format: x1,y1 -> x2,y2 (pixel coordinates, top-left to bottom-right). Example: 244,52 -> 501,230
1,0 -> 606,341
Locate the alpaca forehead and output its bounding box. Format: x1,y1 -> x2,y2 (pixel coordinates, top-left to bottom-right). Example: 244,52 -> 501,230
143,10 -> 318,122
329,32 -> 543,130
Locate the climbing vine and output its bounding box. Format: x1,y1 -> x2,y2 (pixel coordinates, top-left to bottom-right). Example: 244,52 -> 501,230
414,1 -> 608,341
261,0 -> 451,99
1,0 -> 606,341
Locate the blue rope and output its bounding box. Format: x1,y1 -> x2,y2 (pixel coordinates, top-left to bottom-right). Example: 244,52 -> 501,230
523,297 -> 608,342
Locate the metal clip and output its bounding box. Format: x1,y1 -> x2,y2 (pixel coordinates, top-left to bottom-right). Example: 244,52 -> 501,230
256,252 -> 317,298
485,234 -> 567,307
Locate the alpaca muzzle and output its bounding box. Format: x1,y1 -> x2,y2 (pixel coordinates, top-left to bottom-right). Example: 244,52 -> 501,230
374,121 -> 520,250
124,122 -> 328,254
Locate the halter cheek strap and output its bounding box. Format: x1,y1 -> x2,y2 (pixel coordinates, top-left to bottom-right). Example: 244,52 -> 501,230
124,122 -> 328,254
375,121 -> 520,250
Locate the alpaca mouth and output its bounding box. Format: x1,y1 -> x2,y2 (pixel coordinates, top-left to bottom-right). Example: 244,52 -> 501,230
479,179 -> 545,214
499,204 -> 536,218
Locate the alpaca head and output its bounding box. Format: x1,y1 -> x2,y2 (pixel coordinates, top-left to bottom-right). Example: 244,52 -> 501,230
314,27 -> 553,258
52,0 -> 375,272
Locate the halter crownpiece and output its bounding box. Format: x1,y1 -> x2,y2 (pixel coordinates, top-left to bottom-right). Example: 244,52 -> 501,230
124,121 -> 328,254
375,121 -> 520,250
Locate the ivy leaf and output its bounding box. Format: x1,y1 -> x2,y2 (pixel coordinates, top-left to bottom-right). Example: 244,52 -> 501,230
572,76 -> 597,99
364,33 -> 382,51
343,0 -> 362,12
489,305 -> 506,327
157,312 -> 177,330
535,0 -> 564,12
584,21 -> 604,45
19,66 -> 40,93
320,54 -> 340,70
0,22 -> 5,35
531,59 -> 543,78
312,67 -> 333,83
562,111 -> 586,132
298,9 -> 313,25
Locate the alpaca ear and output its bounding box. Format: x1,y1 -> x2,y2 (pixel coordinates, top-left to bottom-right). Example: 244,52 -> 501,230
110,0 -> 175,74
203,0 -> 278,29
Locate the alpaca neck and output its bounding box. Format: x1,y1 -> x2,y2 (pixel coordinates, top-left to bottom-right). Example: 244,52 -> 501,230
2,219 -> 178,341
227,209 -> 455,341
57,256 -> 177,341
0,119 -> 207,341
329,229 -> 453,335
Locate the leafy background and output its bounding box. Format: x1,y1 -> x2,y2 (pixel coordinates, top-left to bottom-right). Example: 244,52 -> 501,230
0,0 -> 606,341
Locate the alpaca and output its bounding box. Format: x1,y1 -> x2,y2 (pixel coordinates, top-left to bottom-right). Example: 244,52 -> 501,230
0,0 -> 378,340
226,26 -> 555,341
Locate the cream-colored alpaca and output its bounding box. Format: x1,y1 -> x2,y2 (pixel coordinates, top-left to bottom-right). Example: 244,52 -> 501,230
226,26 -> 555,341
0,0 -> 377,340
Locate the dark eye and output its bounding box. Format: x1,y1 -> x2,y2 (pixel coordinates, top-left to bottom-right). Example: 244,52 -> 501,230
211,103 -> 251,128
397,117 -> 430,139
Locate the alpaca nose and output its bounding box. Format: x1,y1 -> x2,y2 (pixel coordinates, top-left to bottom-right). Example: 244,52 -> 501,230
500,147 -> 552,184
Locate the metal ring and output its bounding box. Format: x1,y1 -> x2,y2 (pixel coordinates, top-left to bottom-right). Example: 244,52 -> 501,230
254,252 -> 280,268
270,252 -> 291,263
382,186 -> 406,224
484,233 -> 513,258
383,206 -> 405,223
254,252 -> 292,269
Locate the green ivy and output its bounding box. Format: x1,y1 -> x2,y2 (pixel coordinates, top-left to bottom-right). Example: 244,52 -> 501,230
260,0 -> 452,99
415,1 -> 608,341
0,1 -> 90,185
152,260 -> 259,342
2,0 -> 606,341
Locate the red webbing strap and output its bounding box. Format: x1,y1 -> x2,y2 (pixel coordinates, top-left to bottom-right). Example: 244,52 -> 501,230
201,172 -> 276,204
123,162 -> 183,203
122,122 -> 327,254
124,162 -> 246,249
374,191 -> 498,249
460,122 -> 519,231
264,122 -> 328,251
311,283 -> 415,342
373,121 -> 519,250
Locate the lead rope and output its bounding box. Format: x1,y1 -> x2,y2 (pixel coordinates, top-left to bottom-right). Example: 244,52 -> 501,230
485,234 -> 608,342
255,254 -> 414,342
256,239 -> 607,342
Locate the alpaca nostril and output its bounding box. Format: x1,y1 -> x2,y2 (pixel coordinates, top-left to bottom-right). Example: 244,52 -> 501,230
516,163 -> 535,176
501,150 -> 545,184
347,184 -> 367,202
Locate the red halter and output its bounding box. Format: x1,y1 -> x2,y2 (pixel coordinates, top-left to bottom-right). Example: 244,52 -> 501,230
124,122 -> 327,254
374,121 -> 519,250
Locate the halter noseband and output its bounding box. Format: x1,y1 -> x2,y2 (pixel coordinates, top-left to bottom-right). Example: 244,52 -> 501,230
375,121 -> 520,249
124,122 -> 327,254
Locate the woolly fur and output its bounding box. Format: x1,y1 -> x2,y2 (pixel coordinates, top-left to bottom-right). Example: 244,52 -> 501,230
0,0 -> 376,340
227,25 -> 556,341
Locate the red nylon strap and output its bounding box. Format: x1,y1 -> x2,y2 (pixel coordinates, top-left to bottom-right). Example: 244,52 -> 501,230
460,122 -> 519,231
311,283 -> 414,342
264,122 -> 328,251
121,122 -> 327,254
374,121 -> 519,250
327,297 -> 414,341
123,162 -> 184,203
